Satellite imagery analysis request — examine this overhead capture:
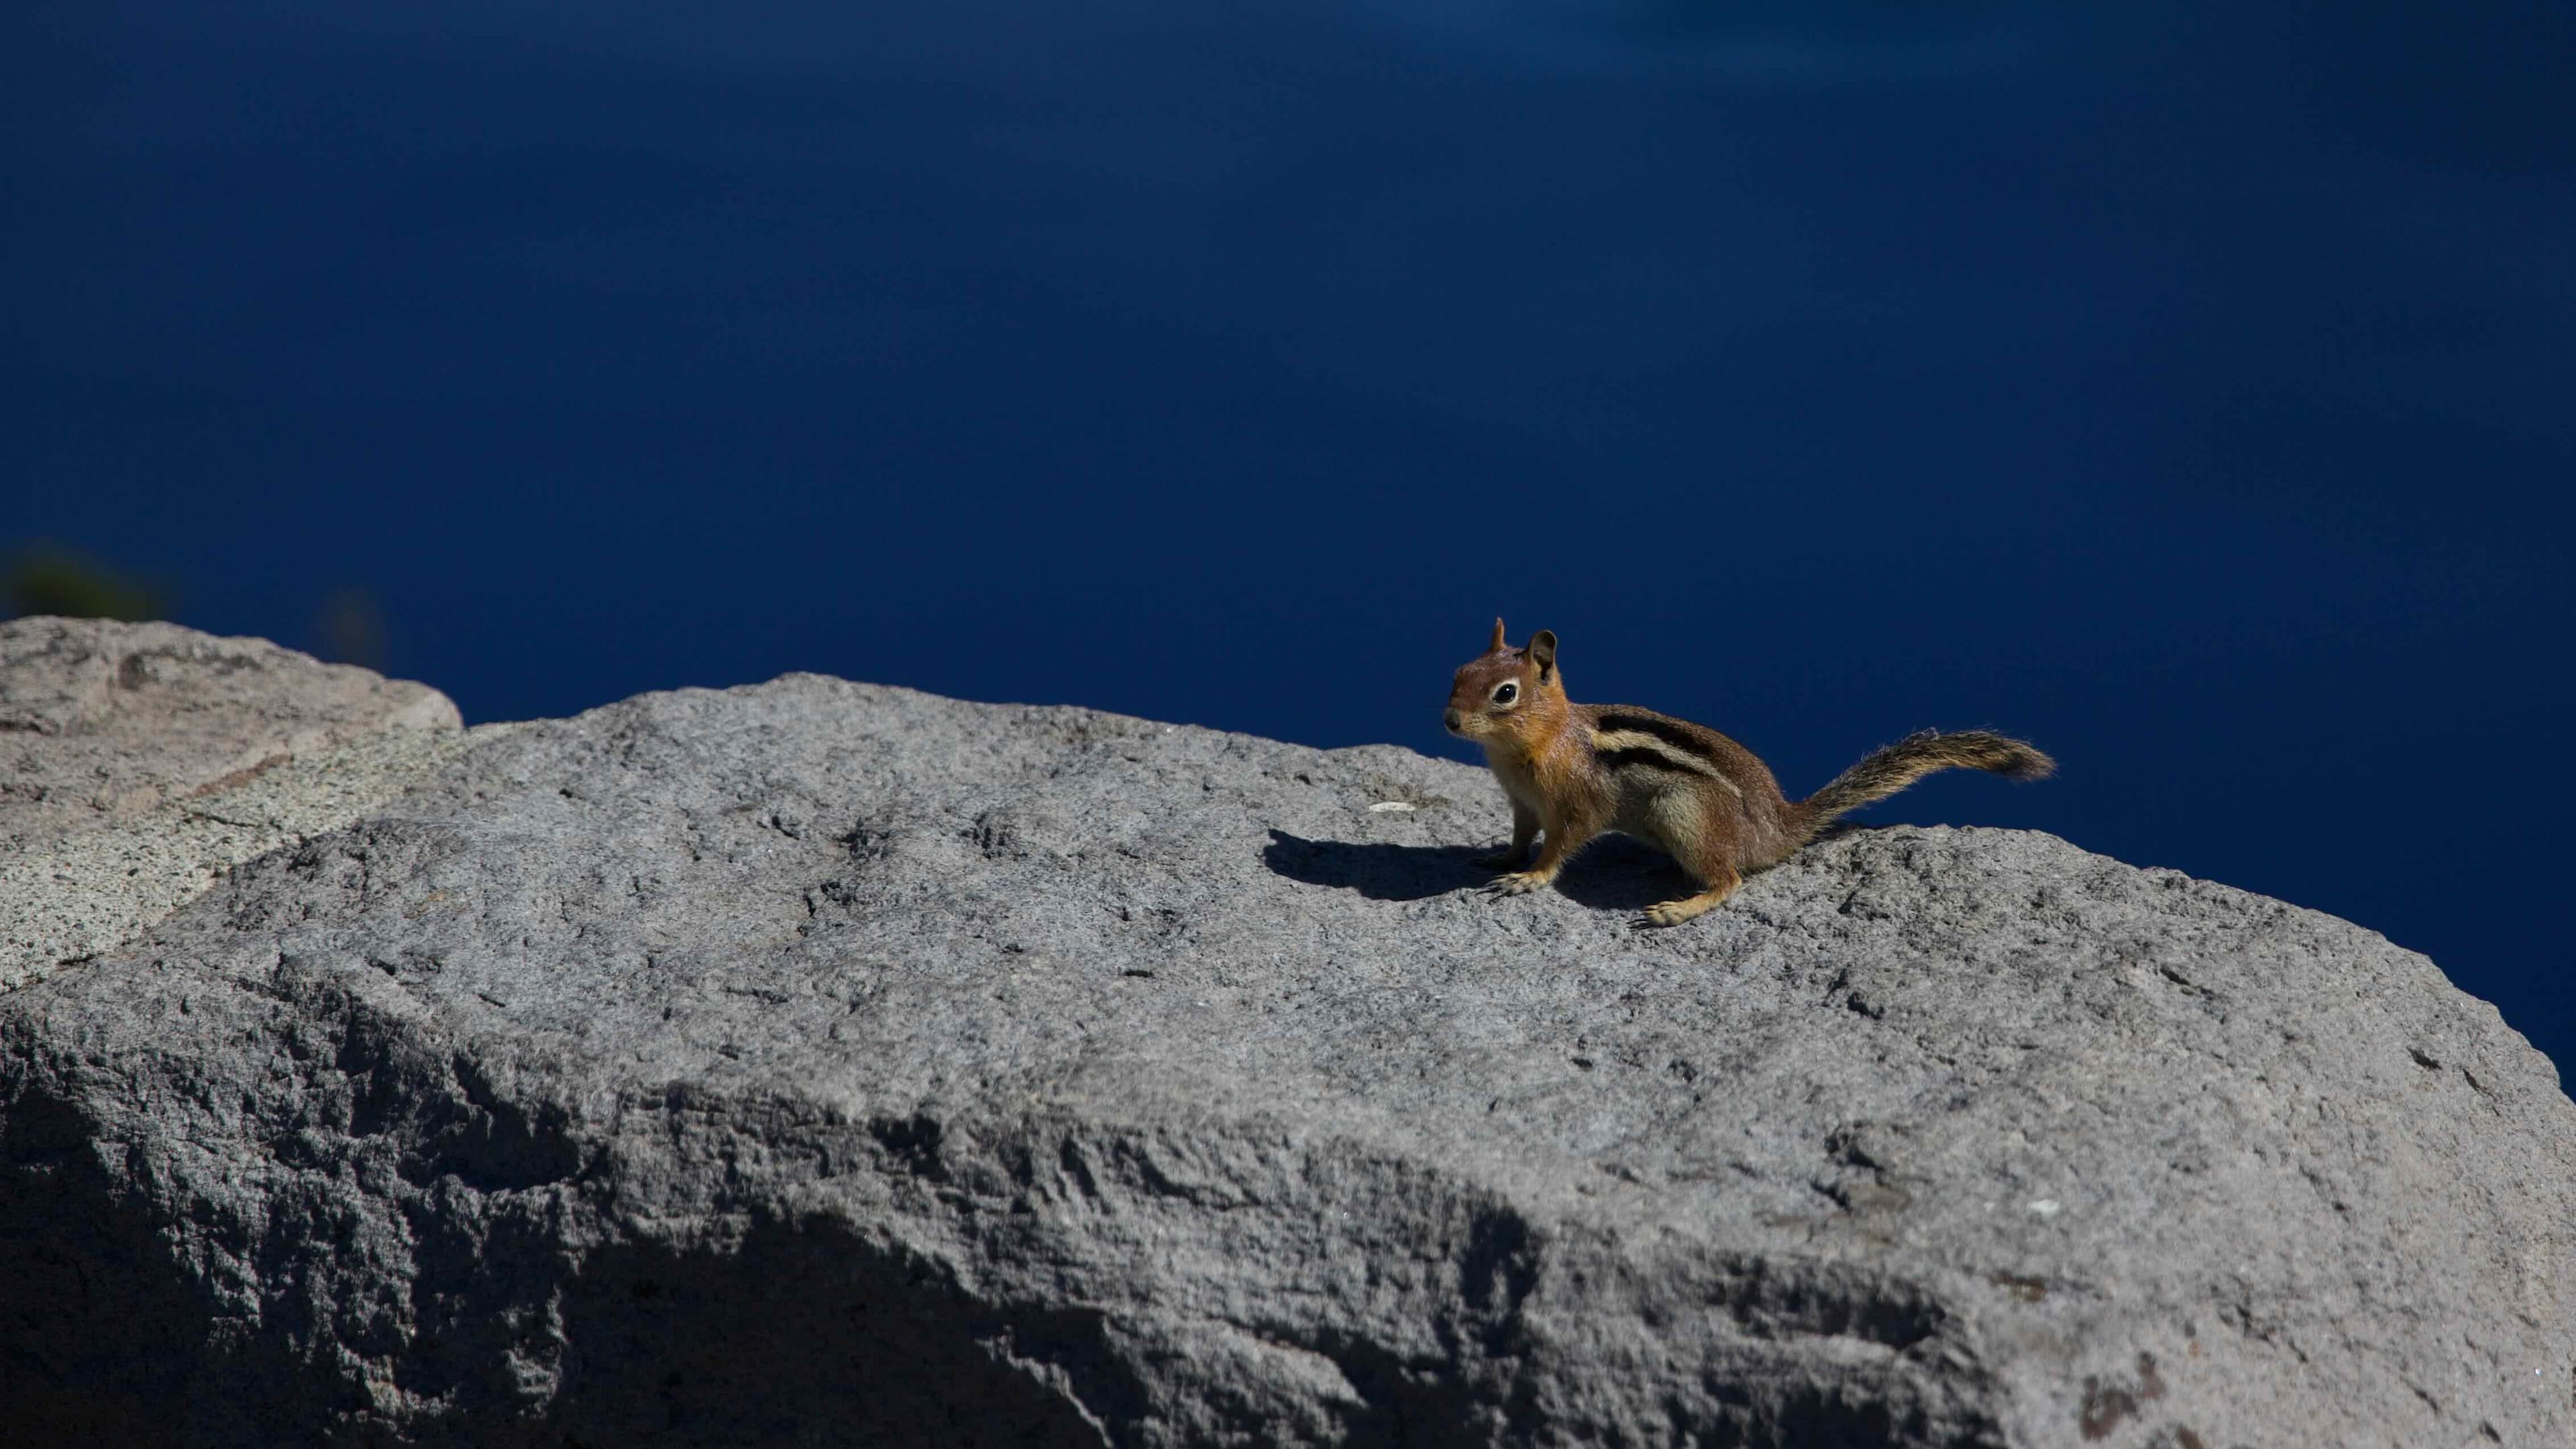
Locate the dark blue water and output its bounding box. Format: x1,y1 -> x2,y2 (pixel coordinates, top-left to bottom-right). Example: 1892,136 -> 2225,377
8,2 -> 2571,1071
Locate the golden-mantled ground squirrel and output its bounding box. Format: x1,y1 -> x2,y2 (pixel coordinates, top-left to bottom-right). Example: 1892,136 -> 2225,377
1445,620 -> 2054,926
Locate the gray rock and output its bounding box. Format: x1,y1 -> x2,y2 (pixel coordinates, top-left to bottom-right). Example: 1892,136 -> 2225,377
0,616 -> 468,991
1,644 -> 2569,1447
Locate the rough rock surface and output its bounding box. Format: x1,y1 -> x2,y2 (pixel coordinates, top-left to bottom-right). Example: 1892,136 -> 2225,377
0,616 -> 466,991
1,637 -> 2570,1447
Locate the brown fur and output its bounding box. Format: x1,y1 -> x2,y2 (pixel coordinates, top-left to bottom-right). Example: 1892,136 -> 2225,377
1445,622 -> 2054,927
1794,729 -> 2055,836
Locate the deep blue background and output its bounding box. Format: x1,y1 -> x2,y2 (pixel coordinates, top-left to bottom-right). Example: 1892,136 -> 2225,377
7,3 -> 2570,1071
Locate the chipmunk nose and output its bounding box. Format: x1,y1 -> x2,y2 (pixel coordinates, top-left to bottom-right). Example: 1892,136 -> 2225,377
1443,708 -> 1464,733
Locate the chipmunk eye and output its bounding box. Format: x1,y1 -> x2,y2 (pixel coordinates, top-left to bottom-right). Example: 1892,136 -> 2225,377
1491,682 -> 1519,705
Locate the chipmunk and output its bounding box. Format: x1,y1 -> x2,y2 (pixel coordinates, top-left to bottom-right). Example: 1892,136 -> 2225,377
1444,621 -> 2053,926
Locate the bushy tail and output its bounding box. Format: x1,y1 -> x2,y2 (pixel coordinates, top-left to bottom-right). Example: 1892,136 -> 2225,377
1795,729 -> 2054,841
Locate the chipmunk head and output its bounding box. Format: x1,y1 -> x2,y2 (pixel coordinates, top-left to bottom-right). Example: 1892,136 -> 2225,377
1445,619 -> 1564,747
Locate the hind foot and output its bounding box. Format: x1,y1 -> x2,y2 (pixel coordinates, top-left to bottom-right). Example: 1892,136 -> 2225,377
1633,877 -> 1741,929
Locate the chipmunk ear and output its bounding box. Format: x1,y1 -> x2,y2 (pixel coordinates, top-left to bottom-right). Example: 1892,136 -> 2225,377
1527,629 -> 1558,679
1487,617 -> 1507,653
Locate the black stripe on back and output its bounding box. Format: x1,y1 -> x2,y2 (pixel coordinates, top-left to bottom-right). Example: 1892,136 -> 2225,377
1597,746 -> 1697,775
1594,711 -> 1719,760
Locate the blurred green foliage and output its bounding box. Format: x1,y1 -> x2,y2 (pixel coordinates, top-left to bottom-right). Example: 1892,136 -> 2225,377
4,541 -> 391,671
4,541 -> 169,622
314,587 -> 388,670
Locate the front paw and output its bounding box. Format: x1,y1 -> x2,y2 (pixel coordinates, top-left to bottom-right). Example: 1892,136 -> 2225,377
1481,870 -> 1550,898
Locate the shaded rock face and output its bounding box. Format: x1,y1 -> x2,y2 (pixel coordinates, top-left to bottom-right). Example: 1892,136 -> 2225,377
2,637 -> 2571,1447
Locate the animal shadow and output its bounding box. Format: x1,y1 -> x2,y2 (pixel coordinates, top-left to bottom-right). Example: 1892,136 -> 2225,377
1263,828 -> 1695,913
1261,830 -> 1489,902
1545,835 -> 1700,914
